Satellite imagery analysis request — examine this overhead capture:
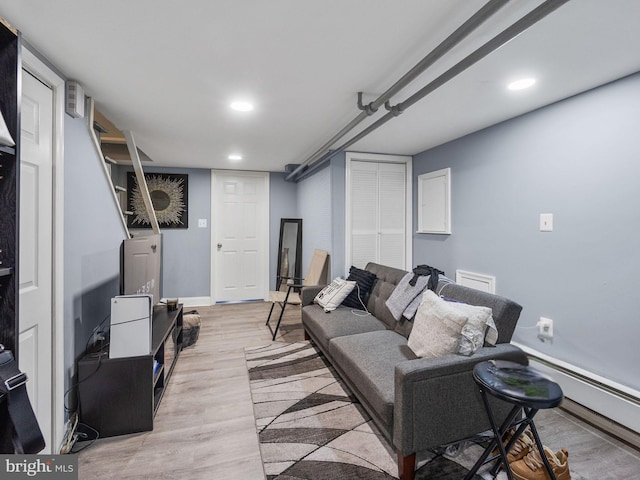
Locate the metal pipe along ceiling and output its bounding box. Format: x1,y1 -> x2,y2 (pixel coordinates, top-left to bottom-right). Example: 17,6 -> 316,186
287,0 -> 571,182
284,0 -> 511,182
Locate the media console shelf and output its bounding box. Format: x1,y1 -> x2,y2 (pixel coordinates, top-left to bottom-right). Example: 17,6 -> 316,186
78,304 -> 183,437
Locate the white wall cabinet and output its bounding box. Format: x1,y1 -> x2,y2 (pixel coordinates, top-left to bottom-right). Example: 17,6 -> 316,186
417,167 -> 451,234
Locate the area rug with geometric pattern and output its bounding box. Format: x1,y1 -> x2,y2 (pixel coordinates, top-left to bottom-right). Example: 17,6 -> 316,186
245,341 -> 502,480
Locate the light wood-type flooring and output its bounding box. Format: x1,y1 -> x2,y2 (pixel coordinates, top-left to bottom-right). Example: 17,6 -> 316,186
77,302 -> 640,479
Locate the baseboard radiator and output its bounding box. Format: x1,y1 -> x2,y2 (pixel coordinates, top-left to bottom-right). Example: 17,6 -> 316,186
513,343 -> 640,449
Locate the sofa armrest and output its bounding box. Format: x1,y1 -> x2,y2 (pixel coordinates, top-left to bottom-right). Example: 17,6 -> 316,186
393,343 -> 528,455
301,285 -> 325,306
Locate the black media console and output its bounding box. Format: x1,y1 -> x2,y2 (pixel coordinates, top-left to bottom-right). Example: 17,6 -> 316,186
77,304 -> 183,437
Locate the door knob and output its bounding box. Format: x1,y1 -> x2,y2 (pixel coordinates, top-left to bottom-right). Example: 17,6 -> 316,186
217,243 -> 222,249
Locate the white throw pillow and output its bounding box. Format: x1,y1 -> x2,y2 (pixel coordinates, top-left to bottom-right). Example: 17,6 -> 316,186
314,277 -> 356,312
408,290 -> 468,358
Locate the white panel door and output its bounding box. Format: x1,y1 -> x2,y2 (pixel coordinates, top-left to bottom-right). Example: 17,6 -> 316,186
212,171 -> 269,302
19,70 -> 53,449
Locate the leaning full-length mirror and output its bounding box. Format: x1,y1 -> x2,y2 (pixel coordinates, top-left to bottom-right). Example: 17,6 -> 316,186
276,218 -> 302,290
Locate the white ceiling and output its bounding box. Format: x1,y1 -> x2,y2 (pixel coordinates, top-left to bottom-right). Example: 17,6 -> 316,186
1,0 -> 640,173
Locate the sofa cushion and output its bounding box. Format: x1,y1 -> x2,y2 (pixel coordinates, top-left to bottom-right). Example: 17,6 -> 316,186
302,305 -> 387,351
328,330 -> 417,429
363,263 -> 410,329
341,266 -> 377,310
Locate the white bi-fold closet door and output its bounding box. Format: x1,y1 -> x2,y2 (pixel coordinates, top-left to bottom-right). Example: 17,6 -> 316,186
346,152 -> 412,271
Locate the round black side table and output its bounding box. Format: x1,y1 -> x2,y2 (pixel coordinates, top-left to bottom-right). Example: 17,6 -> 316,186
463,360 -> 563,480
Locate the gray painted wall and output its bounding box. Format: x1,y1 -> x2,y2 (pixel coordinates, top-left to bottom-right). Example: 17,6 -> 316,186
269,173 -> 298,289
412,72 -> 640,391
63,116 -> 127,396
115,168 -> 308,296
111,168 -> 334,297
296,165 -> 333,279
125,167 -> 212,299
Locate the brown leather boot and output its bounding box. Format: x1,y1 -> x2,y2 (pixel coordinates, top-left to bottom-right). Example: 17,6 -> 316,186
510,446 -> 571,480
493,428 -> 535,463
506,428 -> 535,463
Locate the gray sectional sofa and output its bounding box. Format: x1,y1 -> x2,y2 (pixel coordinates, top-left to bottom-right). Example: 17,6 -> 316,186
301,262 -> 528,480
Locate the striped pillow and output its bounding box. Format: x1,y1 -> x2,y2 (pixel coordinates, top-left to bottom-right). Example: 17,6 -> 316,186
341,266 -> 377,309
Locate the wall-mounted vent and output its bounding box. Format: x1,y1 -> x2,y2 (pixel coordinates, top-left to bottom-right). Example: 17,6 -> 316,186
455,270 -> 496,294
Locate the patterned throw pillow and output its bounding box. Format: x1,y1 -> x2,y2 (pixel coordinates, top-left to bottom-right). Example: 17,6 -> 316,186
341,266 -> 377,309
408,291 -> 497,358
450,302 -> 494,355
314,278 -> 356,312
408,290 -> 468,358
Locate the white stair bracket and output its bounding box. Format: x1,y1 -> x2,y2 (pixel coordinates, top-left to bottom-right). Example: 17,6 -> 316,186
124,129 -> 160,235
86,97 -> 130,238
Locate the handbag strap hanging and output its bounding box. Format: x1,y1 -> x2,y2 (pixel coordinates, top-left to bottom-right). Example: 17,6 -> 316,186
0,348 -> 45,454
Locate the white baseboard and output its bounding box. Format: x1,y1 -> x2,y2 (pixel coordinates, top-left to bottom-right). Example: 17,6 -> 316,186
513,343 -> 640,436
163,296 -> 212,307
181,296 -> 213,307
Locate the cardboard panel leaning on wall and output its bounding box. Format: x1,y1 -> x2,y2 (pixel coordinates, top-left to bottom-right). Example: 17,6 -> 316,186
412,72 -> 640,392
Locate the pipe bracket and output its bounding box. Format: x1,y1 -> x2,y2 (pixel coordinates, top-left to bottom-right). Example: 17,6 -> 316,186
384,100 -> 404,117
357,92 -> 378,116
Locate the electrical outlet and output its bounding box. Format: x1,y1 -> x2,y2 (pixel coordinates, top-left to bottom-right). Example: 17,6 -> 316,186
538,317 -> 553,341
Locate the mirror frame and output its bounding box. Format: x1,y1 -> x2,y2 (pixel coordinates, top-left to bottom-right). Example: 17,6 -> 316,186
276,218 -> 302,290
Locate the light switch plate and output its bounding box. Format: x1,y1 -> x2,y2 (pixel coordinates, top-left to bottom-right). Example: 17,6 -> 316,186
539,213 -> 553,232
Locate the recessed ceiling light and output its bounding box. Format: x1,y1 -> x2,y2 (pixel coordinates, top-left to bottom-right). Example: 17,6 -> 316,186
507,78 -> 536,91
228,154 -> 243,161
230,101 -> 254,112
